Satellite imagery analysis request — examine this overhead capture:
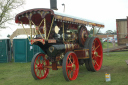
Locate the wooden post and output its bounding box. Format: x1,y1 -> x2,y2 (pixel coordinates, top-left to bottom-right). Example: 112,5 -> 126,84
29,20 -> 32,40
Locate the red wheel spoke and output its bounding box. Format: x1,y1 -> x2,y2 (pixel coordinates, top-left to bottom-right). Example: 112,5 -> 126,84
35,68 -> 39,74
35,62 -> 38,66
38,59 -> 40,64
97,55 -> 101,57
73,59 -> 75,64
42,60 -> 45,64
72,56 -> 75,64
69,55 -> 73,64
95,61 -> 99,67
92,56 -> 95,60
95,45 -> 100,50
92,60 -> 96,66
92,45 -> 95,50
43,69 -> 45,74
69,70 -> 72,78
39,69 -> 42,77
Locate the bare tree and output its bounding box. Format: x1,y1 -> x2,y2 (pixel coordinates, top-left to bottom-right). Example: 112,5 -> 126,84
0,0 -> 25,28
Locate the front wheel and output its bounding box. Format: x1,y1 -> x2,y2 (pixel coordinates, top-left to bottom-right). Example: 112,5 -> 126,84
31,53 -> 49,79
62,51 -> 79,81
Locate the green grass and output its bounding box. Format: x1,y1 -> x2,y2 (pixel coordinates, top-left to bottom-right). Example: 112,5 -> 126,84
102,42 -> 118,49
0,51 -> 128,85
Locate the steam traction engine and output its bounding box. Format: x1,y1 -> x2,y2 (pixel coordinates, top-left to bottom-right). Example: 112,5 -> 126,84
15,8 -> 104,81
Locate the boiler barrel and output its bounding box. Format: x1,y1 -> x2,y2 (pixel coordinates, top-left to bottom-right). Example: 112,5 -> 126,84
46,44 -> 80,57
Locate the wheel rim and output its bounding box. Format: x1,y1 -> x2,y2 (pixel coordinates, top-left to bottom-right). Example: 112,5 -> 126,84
34,53 -> 49,79
91,38 -> 103,71
66,52 -> 79,80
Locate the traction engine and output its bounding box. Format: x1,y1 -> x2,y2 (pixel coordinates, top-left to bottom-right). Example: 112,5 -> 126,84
15,8 -> 104,81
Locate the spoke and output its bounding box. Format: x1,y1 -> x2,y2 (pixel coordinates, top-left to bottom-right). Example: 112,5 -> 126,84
92,45 -> 95,50
95,61 -> 99,67
69,55 -> 73,64
42,60 -> 45,64
97,55 -> 101,57
95,45 -> 100,50
92,60 -> 96,66
35,62 -> 38,66
40,70 -> 43,77
92,54 -> 96,60
35,68 -> 39,74
68,70 -> 72,78
43,69 -> 45,74
73,58 -> 75,64
38,58 -> 40,64
39,69 -> 42,77
92,56 -> 95,60
72,69 -> 76,75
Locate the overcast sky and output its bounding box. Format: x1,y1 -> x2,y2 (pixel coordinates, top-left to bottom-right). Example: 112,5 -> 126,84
1,0 -> 128,37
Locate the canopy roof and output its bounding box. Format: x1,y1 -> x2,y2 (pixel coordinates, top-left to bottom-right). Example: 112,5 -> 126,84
15,8 -> 104,28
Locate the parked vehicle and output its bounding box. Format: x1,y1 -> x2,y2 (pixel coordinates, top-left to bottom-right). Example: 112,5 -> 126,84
102,38 -> 107,42
107,37 -> 113,43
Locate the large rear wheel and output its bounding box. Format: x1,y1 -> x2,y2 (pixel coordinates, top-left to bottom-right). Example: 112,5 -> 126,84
31,53 -> 49,79
62,51 -> 79,81
88,37 -> 103,71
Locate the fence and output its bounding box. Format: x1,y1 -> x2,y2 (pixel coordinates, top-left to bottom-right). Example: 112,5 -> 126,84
102,33 -> 128,55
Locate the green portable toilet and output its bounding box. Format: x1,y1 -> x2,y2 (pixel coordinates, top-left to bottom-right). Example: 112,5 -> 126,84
13,38 -> 34,62
13,38 -> 44,62
0,38 -> 11,63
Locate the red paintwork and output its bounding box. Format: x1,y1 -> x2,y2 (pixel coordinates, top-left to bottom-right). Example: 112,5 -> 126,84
74,50 -> 89,59
31,39 -> 45,45
34,53 -> 49,79
66,52 -> 79,80
15,8 -> 54,24
91,38 -> 103,71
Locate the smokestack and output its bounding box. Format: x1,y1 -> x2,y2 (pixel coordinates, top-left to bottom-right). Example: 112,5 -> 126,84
50,0 -> 58,10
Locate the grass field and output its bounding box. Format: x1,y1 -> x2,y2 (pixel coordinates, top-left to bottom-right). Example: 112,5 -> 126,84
102,42 -> 118,49
0,51 -> 128,85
